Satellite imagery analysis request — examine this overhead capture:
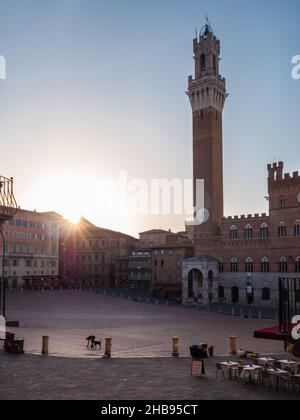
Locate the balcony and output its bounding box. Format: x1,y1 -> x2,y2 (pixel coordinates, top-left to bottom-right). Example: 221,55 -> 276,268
0,176 -> 17,223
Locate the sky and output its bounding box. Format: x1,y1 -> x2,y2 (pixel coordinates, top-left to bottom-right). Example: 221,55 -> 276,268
0,0 -> 299,238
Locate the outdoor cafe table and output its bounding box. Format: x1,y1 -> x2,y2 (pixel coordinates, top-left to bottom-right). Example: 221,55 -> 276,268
220,362 -> 239,378
278,360 -> 297,370
257,357 -> 275,366
267,369 -> 289,389
240,365 -> 263,382
221,362 -> 239,368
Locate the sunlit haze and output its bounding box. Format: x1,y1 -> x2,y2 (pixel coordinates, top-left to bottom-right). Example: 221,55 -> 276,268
0,0 -> 299,237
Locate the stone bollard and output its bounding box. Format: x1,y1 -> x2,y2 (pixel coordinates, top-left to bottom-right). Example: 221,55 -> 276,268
258,311 -> 262,319
230,336 -> 237,355
240,309 -> 244,318
103,338 -> 112,358
42,336 -> 49,356
172,337 -> 179,357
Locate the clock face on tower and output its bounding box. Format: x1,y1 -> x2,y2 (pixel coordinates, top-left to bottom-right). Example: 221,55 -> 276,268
196,208 -> 210,225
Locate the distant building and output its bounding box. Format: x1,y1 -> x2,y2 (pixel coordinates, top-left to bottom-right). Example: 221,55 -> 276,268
116,231 -> 194,298
139,229 -> 172,248
182,23 -> 300,307
1,208 -> 61,288
116,249 -> 152,293
60,218 -> 138,288
152,238 -> 194,299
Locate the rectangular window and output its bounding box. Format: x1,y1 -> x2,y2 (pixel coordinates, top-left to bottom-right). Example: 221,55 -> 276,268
280,198 -> 287,209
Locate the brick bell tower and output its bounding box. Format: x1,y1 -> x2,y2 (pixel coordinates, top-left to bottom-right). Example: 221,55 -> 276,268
187,23 -> 226,239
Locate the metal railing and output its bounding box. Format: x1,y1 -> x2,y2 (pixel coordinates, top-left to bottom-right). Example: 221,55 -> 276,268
0,176 -> 18,318
0,176 -> 17,222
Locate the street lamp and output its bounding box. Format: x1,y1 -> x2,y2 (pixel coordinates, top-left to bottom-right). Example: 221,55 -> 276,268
0,176 -> 18,319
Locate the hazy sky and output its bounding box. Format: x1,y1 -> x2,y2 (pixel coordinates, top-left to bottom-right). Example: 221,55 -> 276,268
0,0 -> 299,237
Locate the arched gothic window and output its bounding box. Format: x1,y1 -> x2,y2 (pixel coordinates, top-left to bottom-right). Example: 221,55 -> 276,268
245,224 -> 253,239
245,258 -> 254,273
230,258 -> 238,273
295,221 -> 300,237
261,258 -> 270,273
278,222 -> 287,237
279,258 -> 288,273
230,226 -> 238,240
200,54 -> 206,72
260,223 -> 269,239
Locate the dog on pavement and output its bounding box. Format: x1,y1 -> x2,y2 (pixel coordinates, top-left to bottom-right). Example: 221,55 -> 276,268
93,340 -> 102,350
86,336 -> 96,348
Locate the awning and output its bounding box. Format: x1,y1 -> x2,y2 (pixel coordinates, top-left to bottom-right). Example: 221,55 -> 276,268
254,324 -> 295,342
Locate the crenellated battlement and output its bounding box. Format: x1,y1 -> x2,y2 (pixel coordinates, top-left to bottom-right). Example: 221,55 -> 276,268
268,162 -> 300,184
221,213 -> 268,223
188,23 -> 226,114
222,213 -> 269,222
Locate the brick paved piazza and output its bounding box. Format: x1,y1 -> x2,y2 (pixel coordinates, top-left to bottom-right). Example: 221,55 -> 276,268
5,291 -> 286,357
1,291 -> 299,400
1,354 -> 299,400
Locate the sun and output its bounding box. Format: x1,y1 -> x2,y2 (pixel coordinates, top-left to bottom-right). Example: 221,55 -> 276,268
30,170 -> 124,232
66,213 -> 82,224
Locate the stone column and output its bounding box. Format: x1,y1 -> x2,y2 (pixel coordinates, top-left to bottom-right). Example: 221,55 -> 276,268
182,272 -> 188,304
213,274 -> 219,303
203,275 -> 209,304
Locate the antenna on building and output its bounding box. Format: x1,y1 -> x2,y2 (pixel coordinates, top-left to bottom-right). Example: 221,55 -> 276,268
195,27 -> 198,39
206,14 -> 212,27
201,14 -> 213,36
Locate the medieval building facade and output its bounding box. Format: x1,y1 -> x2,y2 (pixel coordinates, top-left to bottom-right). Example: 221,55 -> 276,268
0,208 -> 61,288
182,24 -> 300,308
60,218 -> 138,288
